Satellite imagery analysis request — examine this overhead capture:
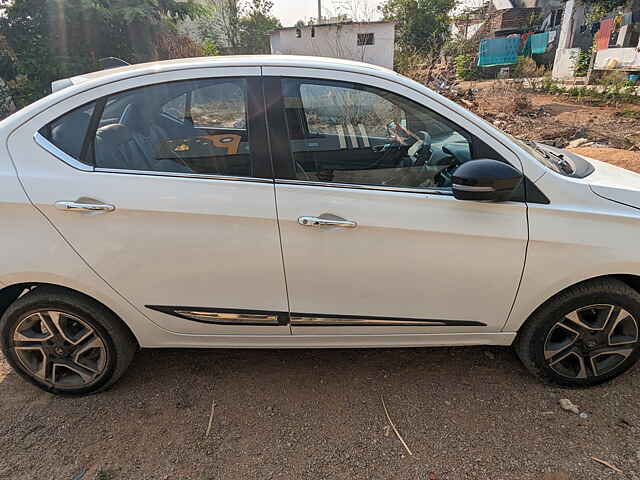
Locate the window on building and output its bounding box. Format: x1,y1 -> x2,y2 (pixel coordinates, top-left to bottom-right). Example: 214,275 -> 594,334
357,33 -> 375,46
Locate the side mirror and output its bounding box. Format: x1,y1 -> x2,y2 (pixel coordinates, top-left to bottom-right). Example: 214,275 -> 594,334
452,159 -> 523,202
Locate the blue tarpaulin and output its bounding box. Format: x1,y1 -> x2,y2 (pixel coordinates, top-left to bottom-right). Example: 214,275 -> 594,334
477,37 -> 520,67
530,32 -> 549,54
522,32 -> 550,56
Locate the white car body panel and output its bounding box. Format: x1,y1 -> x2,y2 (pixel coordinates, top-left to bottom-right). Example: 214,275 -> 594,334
504,161 -> 640,331
587,158 -> 640,209
276,184 -> 526,334
6,67 -> 291,336
0,135 -> 157,342
0,55 -> 639,349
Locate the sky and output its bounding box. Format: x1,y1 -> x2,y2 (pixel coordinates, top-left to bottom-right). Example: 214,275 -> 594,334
270,0 -> 385,28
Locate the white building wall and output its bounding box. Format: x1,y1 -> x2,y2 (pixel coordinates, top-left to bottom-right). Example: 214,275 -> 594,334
270,22 -> 395,69
594,47 -> 640,70
551,0 -> 585,79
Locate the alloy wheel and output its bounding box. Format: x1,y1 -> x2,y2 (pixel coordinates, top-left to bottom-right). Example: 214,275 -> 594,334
11,310 -> 108,388
544,304 -> 639,379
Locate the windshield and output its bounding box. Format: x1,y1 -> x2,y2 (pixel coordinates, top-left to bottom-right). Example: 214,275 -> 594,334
511,136 -> 595,178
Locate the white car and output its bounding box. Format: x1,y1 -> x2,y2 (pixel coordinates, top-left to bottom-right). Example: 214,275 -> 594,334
1,55 -> 639,395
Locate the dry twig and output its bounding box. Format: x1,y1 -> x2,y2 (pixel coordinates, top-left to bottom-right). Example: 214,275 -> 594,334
206,399 -> 215,437
381,395 -> 413,456
591,457 -> 623,473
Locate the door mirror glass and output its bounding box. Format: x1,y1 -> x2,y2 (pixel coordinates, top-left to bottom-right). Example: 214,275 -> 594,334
452,159 -> 523,202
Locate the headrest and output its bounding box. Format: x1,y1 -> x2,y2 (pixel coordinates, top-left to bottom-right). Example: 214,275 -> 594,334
96,123 -> 132,146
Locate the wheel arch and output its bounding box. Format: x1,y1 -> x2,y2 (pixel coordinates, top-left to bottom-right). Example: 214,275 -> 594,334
508,273 -> 640,334
0,282 -> 140,349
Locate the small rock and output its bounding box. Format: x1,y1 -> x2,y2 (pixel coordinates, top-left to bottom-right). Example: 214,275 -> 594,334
559,398 -> 580,414
567,138 -> 589,148
579,412 -> 589,419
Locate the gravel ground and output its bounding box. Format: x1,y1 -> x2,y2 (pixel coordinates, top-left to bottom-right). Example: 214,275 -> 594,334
1,346 -> 639,480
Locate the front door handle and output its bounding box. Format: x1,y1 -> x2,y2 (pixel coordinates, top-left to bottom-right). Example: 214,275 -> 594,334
298,216 -> 357,228
55,201 -> 115,212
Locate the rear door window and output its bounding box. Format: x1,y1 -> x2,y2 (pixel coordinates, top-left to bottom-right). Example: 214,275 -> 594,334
40,102 -> 96,161
40,78 -> 256,178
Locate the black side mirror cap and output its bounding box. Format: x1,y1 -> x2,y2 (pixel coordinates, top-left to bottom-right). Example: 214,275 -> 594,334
452,159 -> 524,202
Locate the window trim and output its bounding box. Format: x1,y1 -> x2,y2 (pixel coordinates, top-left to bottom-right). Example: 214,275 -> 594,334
80,97 -> 107,167
275,178 -> 452,196
34,132 -> 94,172
93,167 -> 273,183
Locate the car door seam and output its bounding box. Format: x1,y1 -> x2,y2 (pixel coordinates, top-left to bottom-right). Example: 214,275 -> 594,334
261,67 -> 293,332
501,200 -> 531,332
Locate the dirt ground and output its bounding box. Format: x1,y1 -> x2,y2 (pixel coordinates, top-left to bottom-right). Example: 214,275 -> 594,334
568,147 -> 640,173
466,85 -> 640,151
2,90 -> 640,480
2,346 -> 640,480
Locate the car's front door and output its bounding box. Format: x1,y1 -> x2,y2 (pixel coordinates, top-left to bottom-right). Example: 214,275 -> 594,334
9,68 -> 290,335
263,68 -> 528,335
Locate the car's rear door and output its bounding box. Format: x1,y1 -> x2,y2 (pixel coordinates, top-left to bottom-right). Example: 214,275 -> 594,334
8,67 -> 291,335
263,67 -> 528,337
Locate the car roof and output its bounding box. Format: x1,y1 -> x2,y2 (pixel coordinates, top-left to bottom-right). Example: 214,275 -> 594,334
55,55 -> 396,92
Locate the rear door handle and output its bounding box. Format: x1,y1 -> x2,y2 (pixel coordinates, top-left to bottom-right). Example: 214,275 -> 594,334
298,216 -> 357,228
55,201 -> 115,212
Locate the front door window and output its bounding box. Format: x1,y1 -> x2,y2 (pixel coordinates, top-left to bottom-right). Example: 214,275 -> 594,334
281,78 -> 479,190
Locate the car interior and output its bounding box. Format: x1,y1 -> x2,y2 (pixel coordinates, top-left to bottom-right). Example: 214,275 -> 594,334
48,79 -> 253,177
281,78 -> 474,189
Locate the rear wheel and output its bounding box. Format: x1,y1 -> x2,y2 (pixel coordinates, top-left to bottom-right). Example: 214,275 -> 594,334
0,286 -> 137,395
516,279 -> 640,387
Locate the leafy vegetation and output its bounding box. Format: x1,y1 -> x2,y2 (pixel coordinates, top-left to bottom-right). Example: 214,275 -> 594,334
454,54 -> 477,81
379,0 -> 456,61
0,0 -> 206,107
0,0 -> 280,108
532,73 -> 639,104
575,47 -> 593,77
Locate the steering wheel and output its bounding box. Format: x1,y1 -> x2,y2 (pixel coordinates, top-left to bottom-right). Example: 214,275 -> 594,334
433,144 -> 464,187
410,131 -> 433,166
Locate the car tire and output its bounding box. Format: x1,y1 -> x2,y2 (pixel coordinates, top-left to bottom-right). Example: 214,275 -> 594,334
0,286 -> 137,395
515,278 -> 640,387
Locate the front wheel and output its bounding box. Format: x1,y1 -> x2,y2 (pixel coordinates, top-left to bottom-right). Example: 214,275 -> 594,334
515,279 -> 640,387
0,286 -> 137,395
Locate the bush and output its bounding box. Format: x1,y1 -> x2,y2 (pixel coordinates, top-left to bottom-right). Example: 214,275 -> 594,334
575,47 -> 593,77
454,54 -> 477,81
514,56 -> 544,79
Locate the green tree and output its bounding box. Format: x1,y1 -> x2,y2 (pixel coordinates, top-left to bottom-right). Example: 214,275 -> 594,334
0,0 -> 205,107
217,0 -> 243,53
239,0 -> 281,54
379,0 -> 456,55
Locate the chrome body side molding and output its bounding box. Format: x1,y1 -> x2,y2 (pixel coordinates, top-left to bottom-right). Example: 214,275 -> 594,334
146,305 -> 487,328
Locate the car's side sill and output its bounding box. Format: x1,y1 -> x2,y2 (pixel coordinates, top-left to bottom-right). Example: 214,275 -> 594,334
140,332 -> 517,348
146,305 -> 487,328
